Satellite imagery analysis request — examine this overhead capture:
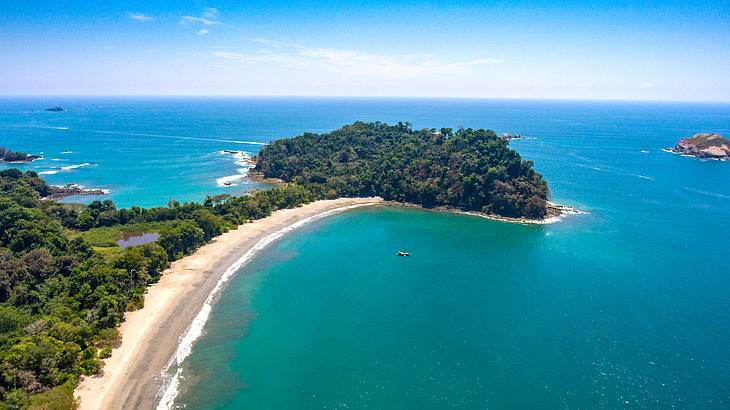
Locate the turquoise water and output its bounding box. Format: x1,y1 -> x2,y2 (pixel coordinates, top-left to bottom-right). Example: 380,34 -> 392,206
176,207 -> 726,408
2,98 -> 730,407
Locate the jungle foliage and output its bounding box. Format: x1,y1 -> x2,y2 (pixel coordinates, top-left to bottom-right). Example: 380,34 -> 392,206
256,122 -> 549,218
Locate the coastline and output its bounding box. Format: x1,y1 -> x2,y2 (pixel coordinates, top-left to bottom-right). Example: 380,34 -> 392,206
74,196 -> 580,410
43,183 -> 108,201
0,157 -> 42,164
383,201 -> 586,225
74,197 -> 383,410
662,148 -> 729,161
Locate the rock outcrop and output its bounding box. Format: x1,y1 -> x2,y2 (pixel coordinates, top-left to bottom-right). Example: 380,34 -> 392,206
0,147 -> 41,162
45,184 -> 107,200
667,133 -> 729,161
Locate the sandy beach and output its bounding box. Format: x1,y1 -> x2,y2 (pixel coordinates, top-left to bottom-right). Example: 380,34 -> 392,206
75,197 -> 382,410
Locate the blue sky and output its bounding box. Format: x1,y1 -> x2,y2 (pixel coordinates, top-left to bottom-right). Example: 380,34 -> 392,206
1,0 -> 728,101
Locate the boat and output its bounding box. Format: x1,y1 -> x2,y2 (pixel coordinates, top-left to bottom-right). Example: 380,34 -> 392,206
397,251 -> 410,257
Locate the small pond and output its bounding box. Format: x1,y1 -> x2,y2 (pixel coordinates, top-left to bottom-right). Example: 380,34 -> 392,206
116,232 -> 160,250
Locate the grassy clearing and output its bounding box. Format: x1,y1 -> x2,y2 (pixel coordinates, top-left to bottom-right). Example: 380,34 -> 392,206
65,221 -> 176,253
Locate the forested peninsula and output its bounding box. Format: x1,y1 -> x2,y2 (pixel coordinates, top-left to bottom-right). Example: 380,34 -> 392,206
0,122 -> 553,408
0,148 -> 40,163
255,122 -> 550,219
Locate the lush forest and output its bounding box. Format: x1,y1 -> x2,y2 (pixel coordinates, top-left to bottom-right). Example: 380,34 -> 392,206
0,121 -> 549,408
255,122 -> 549,219
0,169 -> 313,409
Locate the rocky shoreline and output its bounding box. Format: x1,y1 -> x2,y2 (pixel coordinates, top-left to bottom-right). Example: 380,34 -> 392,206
0,156 -> 42,164
382,200 -> 586,225
665,133 -> 729,161
0,146 -> 42,163
44,184 -> 108,200
247,170 -> 284,185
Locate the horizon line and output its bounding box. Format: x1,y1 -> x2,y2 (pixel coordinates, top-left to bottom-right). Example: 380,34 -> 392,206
1,94 -> 729,104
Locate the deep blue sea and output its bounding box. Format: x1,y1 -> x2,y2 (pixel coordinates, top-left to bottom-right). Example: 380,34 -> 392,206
2,98 -> 729,408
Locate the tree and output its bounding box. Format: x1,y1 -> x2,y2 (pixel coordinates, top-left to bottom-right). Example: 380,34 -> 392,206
255,121 -> 549,218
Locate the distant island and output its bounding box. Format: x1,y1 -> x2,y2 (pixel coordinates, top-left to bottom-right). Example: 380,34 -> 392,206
665,133 -> 730,161
0,146 -> 41,163
255,121 -> 551,220
45,106 -> 66,112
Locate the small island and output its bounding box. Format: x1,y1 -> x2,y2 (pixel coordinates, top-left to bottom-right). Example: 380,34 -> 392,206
666,133 -> 730,161
45,106 -> 67,112
0,146 -> 41,163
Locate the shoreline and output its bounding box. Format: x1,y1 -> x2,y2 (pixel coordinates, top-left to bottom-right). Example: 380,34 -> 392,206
43,183 -> 108,201
74,197 -> 383,410
0,157 -> 42,164
662,147 -> 729,161
74,196 -> 582,409
382,201 -> 586,225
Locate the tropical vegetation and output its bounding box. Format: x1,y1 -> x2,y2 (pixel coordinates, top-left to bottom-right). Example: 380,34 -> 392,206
0,121 -> 549,408
0,148 -> 40,163
255,122 -> 549,218
0,169 -> 312,408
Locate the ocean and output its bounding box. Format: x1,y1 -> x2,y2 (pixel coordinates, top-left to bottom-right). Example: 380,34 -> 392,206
2,97 -> 729,408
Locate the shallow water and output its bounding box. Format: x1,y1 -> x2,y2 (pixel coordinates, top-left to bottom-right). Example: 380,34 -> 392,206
1,97 -> 729,408
177,204 -> 729,408
116,232 -> 160,250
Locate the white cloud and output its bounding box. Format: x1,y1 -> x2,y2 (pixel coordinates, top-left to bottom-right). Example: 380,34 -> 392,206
127,12 -> 155,22
299,48 -> 502,77
180,16 -> 220,26
641,82 -> 654,88
180,9 -> 222,34
209,39 -> 503,79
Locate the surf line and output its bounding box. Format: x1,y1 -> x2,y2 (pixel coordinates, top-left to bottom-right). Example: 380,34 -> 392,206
154,201 -> 378,410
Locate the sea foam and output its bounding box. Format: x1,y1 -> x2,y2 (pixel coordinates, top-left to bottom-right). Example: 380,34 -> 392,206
216,150 -> 254,187
215,171 -> 249,187
38,162 -> 93,175
155,202 -> 377,410
61,162 -> 92,170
